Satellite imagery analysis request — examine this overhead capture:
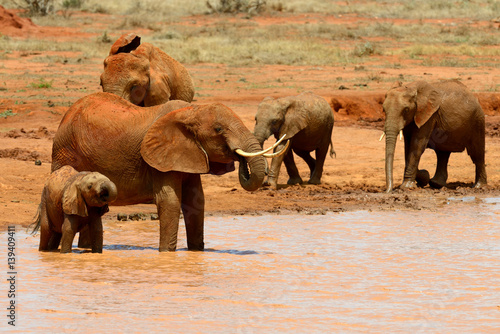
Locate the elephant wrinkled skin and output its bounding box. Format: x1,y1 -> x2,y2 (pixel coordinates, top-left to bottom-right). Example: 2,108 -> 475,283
51,93 -> 267,251
253,91 -> 335,189
100,33 -> 195,106
383,79 -> 487,192
31,166 -> 118,253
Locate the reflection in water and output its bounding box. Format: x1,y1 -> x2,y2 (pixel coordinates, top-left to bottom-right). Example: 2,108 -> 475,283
2,199 -> 499,333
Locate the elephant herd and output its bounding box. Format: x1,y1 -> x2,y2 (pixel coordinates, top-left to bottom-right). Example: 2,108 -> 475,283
31,33 -> 488,253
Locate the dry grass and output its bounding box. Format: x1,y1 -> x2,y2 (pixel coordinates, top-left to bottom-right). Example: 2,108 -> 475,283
0,0 -> 498,67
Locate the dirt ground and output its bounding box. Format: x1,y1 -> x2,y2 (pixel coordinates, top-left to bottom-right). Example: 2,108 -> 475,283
1,8 -> 499,229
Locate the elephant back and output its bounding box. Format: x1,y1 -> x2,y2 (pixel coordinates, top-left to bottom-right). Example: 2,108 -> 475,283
52,92 -> 161,173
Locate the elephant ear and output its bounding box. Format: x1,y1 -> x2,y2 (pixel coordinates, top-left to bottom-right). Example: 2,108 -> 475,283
109,33 -> 141,56
410,81 -> 441,128
62,176 -> 88,217
140,106 -> 210,174
281,97 -> 308,139
134,43 -> 172,106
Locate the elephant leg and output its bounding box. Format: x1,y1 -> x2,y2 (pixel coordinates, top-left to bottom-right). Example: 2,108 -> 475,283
309,141 -> 330,184
38,204 -> 52,251
467,140 -> 487,188
77,225 -> 91,249
265,141 -> 289,189
47,233 -> 62,251
88,215 -> 104,253
284,149 -> 303,185
401,126 -> 433,189
60,215 -> 80,254
429,150 -> 450,189
154,172 -> 183,252
181,174 -> 205,251
294,150 -> 316,179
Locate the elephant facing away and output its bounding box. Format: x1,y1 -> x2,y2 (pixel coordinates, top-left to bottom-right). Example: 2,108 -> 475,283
382,79 -> 487,192
253,91 -> 335,189
31,166 -> 118,253
100,33 -> 195,106
52,93 -> 272,252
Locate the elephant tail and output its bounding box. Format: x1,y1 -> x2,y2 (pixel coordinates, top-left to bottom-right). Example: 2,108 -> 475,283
28,203 -> 42,235
329,140 -> 336,159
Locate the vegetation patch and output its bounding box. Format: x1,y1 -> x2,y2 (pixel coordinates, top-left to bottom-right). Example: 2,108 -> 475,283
30,78 -> 53,89
0,109 -> 15,118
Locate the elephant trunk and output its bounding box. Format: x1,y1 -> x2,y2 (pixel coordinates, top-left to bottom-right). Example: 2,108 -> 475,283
253,126 -> 270,148
385,129 -> 398,193
237,138 -> 267,192
99,180 -> 118,204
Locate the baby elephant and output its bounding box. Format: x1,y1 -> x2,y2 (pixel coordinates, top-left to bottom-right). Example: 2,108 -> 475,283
254,91 -> 335,189
32,166 -> 117,253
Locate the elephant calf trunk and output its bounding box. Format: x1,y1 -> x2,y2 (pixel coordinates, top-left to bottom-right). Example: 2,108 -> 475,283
100,182 -> 118,203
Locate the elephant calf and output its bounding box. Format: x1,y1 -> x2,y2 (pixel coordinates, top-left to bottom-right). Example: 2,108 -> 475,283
31,166 -> 117,253
254,91 -> 335,189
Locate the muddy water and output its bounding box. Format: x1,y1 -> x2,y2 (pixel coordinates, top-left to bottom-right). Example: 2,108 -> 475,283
3,198 -> 499,333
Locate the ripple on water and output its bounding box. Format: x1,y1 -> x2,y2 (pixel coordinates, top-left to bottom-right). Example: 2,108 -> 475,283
4,200 -> 499,333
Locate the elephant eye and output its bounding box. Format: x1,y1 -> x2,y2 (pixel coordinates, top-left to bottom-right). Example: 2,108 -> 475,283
214,126 -> 223,133
88,184 -> 93,190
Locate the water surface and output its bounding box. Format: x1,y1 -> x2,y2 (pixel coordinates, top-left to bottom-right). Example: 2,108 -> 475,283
3,199 -> 499,333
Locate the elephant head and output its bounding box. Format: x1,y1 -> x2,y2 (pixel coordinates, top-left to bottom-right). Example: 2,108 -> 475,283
253,96 -> 307,146
63,172 -> 118,216
382,81 -> 441,192
140,103 -> 267,191
100,33 -> 195,107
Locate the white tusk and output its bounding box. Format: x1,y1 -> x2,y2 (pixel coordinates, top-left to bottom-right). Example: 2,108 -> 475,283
379,132 -> 385,141
399,130 -> 403,140
236,134 -> 287,157
263,140 -> 290,158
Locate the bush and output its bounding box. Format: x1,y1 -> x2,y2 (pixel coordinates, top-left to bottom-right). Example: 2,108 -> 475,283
206,0 -> 267,14
24,0 -> 54,16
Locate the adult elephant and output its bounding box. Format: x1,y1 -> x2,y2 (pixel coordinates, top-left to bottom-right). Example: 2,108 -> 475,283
382,80 -> 487,192
100,33 -> 195,106
52,93 -> 282,251
253,91 -> 335,189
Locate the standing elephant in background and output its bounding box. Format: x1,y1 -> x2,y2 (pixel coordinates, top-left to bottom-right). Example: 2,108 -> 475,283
100,33 -> 195,106
382,79 -> 487,192
31,166 -> 117,253
253,91 -> 335,189
51,93 -> 285,252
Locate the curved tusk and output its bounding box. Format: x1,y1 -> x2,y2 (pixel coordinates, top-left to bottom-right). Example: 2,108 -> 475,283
379,132 -> 385,141
399,130 -> 403,140
235,134 -> 287,157
263,140 -> 290,158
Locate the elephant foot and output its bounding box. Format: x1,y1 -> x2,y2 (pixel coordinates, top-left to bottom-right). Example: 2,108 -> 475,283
287,177 -> 303,185
429,177 -> 446,189
474,180 -> 486,188
416,170 -> 430,188
308,177 -> 321,185
263,177 -> 278,190
400,180 -> 417,190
